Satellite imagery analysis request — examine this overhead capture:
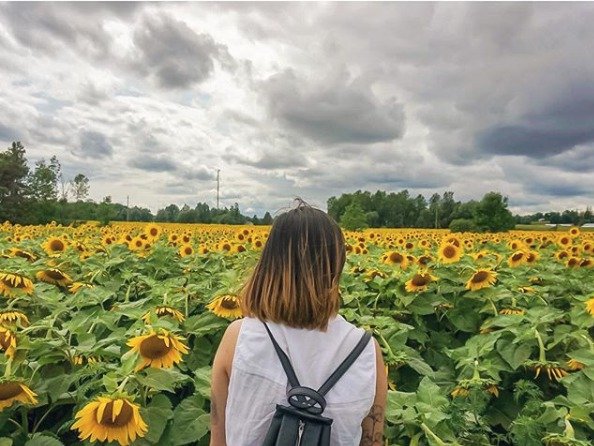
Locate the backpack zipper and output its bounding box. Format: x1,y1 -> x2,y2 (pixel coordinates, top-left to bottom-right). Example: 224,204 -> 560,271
296,419 -> 305,445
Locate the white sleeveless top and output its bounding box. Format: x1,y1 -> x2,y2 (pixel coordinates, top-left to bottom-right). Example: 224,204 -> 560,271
225,314 -> 376,445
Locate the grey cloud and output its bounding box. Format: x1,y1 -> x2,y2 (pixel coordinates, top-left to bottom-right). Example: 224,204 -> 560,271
78,130 -> 113,159
536,144 -> 594,173
0,123 -> 20,142
260,69 -> 405,145
129,155 -> 177,172
0,2 -> 128,58
225,147 -> 308,170
477,85 -> 594,157
178,166 -> 216,181
132,14 -> 232,89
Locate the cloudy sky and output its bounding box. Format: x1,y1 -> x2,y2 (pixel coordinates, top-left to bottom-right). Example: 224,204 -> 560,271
1,2 -> 594,217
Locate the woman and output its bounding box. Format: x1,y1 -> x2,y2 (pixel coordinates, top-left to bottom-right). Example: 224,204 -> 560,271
210,200 -> 387,445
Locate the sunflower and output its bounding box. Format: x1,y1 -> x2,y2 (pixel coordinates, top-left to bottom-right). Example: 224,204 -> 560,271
383,251 -> 409,269
0,272 -> 35,298
405,272 -> 437,293
566,359 -> 585,371
526,361 -> 568,381
35,268 -> 73,286
206,295 -> 243,320
141,305 -> 185,324
0,327 -> 17,359
558,235 -> 572,247
566,257 -> 580,268
585,297 -> 594,317
363,269 -> 387,282
508,251 -> 526,267
127,329 -> 189,371
569,226 -> 580,237
41,236 -> 68,257
0,311 -> 29,327
451,386 -> 470,398
499,308 -> 525,315
178,244 -> 194,257
128,237 -> 145,252
465,269 -> 497,291
5,248 -> 37,262
144,223 -> 162,240
69,282 -> 94,294
0,380 -> 38,411
71,395 -> 148,445
438,243 -> 462,264
485,385 -> 499,398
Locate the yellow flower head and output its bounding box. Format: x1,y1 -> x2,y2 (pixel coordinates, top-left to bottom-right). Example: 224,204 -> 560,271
41,236 -> 68,257
0,311 -> 30,327
0,380 -> 38,411
0,272 -> 34,298
206,295 -> 243,320
127,329 -> 189,371
36,268 -> 73,287
438,243 -> 463,264
404,272 -> 437,293
71,395 -> 148,445
141,306 -> 186,324
0,326 -> 17,359
465,269 -> 497,291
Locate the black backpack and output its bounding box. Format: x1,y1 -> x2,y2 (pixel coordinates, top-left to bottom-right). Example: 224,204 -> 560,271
261,322 -> 372,446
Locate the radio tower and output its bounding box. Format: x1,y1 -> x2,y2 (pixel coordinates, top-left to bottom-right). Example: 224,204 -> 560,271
216,169 -> 220,209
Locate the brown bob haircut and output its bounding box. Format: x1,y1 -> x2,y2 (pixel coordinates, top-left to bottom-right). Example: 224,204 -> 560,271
240,199 -> 346,331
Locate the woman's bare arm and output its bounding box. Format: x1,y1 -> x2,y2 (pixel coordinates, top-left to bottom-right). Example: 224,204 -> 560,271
210,319 -> 243,446
359,338 -> 387,446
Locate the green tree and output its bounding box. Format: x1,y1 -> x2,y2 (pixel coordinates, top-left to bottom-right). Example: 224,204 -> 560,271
0,141 -> 30,223
27,157 -> 60,201
70,173 -> 90,201
340,202 -> 369,231
473,192 -> 515,232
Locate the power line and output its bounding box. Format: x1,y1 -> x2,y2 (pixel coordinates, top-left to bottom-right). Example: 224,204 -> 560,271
216,169 -> 220,209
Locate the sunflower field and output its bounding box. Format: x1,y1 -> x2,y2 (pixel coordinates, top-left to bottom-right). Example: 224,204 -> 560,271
0,220 -> 593,446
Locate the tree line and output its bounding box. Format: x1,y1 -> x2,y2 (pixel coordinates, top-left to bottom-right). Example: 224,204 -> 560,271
0,141 -> 272,226
1,141 -> 591,229
328,190 -> 514,232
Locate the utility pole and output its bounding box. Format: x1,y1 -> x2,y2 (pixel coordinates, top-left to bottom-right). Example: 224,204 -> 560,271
216,169 -> 220,209
126,195 -> 130,222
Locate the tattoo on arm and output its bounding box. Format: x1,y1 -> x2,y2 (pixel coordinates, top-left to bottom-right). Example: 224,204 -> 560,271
211,397 -> 219,424
360,404 -> 384,446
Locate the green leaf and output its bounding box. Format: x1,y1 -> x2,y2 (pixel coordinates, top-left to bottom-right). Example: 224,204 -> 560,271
497,338 -> 533,370
170,395 -> 209,445
24,435 -> 64,446
141,394 -> 174,443
136,368 -> 190,392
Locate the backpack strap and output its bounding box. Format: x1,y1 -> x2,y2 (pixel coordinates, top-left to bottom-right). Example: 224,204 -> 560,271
263,321 -> 373,395
316,330 -> 372,396
263,321 -> 301,388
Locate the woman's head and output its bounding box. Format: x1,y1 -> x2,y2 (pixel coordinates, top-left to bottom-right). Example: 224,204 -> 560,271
240,199 -> 346,331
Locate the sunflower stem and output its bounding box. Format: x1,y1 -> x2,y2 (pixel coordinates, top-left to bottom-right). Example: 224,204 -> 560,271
420,422 -> 448,446
20,406 -> 28,434
125,284 -> 132,303
4,357 -> 12,378
534,328 -> 547,363
117,376 -> 131,393
163,292 -> 169,306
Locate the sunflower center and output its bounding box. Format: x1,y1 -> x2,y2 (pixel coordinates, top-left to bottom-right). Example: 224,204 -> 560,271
0,382 -> 22,400
418,256 -> 430,265
411,274 -> 430,287
511,253 -> 524,262
150,228 -> 158,236
471,271 -> 489,283
139,335 -> 172,359
185,247 -> 192,255
46,270 -> 65,280
0,333 -> 14,350
221,297 -> 239,309
49,240 -> 65,251
443,246 -> 457,258
99,400 -> 134,427
389,252 -> 403,263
